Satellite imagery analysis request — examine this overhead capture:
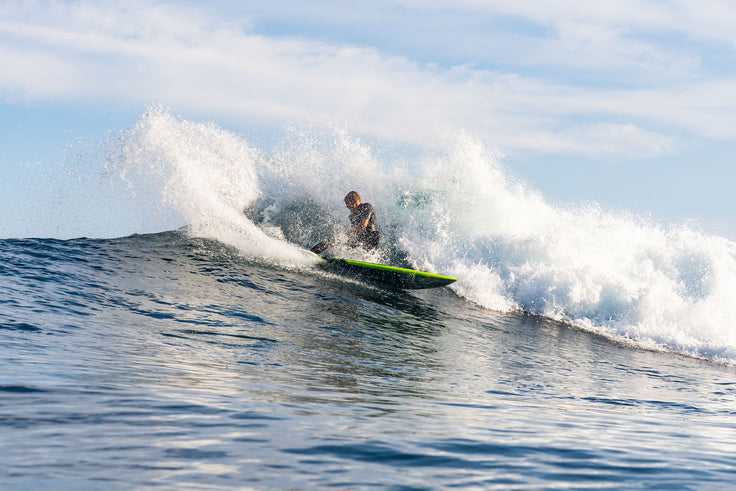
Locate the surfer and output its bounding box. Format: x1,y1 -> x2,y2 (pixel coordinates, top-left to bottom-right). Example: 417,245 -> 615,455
310,191 -> 380,254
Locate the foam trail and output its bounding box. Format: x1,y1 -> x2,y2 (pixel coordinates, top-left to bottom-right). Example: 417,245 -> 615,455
389,135 -> 736,364
107,108 -> 317,266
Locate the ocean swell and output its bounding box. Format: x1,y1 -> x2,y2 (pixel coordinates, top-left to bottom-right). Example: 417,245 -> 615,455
109,108 -> 736,364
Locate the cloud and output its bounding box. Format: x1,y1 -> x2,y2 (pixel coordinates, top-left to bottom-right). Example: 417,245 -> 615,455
1,0 -> 735,159
430,0 -> 736,43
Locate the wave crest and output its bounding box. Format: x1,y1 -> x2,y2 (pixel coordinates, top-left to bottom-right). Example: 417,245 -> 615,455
109,108 -> 736,364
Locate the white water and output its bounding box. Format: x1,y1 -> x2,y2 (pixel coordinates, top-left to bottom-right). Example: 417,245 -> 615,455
110,108 -> 736,364
108,108 -> 318,267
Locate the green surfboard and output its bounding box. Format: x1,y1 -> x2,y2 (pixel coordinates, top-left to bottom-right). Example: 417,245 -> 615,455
320,258 -> 457,289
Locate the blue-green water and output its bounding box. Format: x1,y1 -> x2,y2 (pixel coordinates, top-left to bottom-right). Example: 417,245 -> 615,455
2,232 -> 735,489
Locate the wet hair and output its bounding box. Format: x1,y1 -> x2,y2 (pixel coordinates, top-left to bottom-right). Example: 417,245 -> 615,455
344,191 -> 361,203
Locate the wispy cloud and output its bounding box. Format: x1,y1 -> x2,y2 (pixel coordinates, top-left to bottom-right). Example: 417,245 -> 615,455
1,0 -> 735,159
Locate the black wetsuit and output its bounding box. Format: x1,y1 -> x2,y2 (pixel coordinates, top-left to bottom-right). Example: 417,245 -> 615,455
310,202 -> 380,254
347,203 -> 380,250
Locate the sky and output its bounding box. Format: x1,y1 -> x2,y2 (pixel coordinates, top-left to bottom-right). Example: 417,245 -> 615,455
2,0 -> 736,239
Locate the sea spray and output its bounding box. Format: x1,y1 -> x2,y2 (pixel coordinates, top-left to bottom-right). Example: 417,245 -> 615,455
107,108 -> 318,266
110,108 -> 736,364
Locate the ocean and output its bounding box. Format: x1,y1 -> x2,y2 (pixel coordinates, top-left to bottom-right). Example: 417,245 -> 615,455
2,109 -> 736,489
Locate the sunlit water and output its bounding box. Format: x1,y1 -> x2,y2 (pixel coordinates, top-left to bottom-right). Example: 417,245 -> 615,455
5,108 -> 736,488
2,233 -> 735,489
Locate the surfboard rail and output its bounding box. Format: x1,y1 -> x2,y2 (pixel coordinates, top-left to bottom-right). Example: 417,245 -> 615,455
321,257 -> 457,289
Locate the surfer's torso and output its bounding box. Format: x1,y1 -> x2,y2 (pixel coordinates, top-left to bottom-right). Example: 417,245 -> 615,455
348,202 -> 379,249
349,203 -> 377,231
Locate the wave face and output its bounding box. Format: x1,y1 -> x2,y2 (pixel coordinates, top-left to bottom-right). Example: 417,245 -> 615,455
108,108 -> 736,364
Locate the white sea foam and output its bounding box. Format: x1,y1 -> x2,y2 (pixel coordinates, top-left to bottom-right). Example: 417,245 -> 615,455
111,108 -> 736,364
107,107 -> 318,267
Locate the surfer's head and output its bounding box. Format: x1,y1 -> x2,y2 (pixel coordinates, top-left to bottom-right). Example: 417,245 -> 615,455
344,191 -> 361,211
